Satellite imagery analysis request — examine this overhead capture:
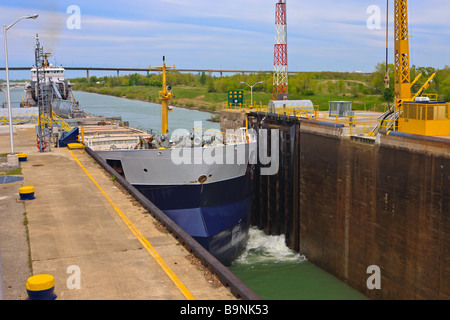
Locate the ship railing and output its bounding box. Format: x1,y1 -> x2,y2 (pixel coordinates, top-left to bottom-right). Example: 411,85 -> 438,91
83,127 -> 149,149
192,126 -> 255,145
85,130 -> 102,148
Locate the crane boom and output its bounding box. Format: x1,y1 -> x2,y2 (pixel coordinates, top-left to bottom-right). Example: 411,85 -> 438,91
412,73 -> 436,100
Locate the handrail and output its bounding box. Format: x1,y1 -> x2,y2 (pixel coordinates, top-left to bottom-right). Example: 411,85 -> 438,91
0,114 -> 39,125
222,104 -> 390,135
223,103 -> 320,120
86,130 -> 101,143
192,126 -> 242,138
191,126 -> 251,145
51,111 -> 72,132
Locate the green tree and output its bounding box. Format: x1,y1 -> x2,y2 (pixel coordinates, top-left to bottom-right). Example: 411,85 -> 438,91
337,80 -> 345,94
199,72 -> 207,85
326,81 -> 335,94
371,62 -> 394,100
207,78 -> 215,93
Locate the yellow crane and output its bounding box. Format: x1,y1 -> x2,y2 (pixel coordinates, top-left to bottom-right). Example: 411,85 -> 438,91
394,0 -> 411,102
371,0 -> 450,136
149,56 -> 176,135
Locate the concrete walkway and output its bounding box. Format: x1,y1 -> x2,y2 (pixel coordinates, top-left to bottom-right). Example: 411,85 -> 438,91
0,125 -> 236,300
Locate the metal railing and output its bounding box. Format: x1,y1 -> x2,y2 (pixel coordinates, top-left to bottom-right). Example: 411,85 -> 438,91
401,102 -> 449,121
191,126 -> 255,145
377,118 -> 397,132
223,103 -> 387,135
0,112 -> 73,132
422,93 -> 438,101
223,102 -> 320,119
51,111 -> 72,132
0,114 -> 39,125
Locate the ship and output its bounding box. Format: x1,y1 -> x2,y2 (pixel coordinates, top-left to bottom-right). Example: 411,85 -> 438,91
93,58 -> 256,266
22,45 -> 84,119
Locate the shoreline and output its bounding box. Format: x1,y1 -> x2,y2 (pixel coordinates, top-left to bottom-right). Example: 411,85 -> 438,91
73,87 -> 221,115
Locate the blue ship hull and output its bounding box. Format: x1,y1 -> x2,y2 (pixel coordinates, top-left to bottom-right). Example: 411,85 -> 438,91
135,167 -> 253,266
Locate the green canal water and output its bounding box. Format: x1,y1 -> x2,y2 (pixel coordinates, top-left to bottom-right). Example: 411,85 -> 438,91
3,88 -> 368,300
229,227 -> 367,300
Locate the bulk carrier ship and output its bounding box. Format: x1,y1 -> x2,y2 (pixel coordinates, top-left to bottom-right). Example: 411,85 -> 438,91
94,58 -> 257,266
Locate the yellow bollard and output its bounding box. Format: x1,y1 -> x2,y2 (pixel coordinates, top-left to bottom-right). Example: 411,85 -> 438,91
26,274 -> 57,300
18,153 -> 28,162
19,186 -> 35,200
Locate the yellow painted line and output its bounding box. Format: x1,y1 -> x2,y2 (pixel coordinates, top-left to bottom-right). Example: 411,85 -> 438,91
68,150 -> 195,300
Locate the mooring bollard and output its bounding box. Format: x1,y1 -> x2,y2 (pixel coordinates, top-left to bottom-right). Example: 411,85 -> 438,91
18,153 -> 28,162
19,186 -> 35,200
26,274 -> 57,300
67,143 -> 84,150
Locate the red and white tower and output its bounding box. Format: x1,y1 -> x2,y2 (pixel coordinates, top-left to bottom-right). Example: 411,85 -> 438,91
273,0 -> 288,100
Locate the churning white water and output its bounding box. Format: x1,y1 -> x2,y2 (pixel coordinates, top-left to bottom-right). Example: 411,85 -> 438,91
235,226 -> 307,265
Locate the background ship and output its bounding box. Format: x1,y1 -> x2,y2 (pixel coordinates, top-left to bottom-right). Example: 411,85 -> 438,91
22,46 -> 84,119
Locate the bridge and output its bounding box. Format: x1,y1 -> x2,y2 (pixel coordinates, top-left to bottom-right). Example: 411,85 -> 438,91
1,66 -> 371,82
0,66 -> 311,80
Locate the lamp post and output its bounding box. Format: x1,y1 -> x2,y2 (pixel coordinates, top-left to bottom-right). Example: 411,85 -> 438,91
240,81 -> 263,106
3,14 -> 38,161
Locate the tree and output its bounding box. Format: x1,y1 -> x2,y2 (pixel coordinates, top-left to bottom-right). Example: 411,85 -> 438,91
199,72 -> 207,85
206,78 -> 215,93
337,80 -> 345,94
371,62 -> 394,100
326,81 -> 335,94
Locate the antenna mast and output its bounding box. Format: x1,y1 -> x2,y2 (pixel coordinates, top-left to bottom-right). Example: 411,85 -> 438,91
273,0 -> 288,100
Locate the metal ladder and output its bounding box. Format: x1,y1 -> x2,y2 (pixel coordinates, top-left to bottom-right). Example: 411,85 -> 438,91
35,34 -> 52,152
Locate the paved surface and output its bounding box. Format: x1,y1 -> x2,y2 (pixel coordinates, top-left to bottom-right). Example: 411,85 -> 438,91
0,125 -> 236,300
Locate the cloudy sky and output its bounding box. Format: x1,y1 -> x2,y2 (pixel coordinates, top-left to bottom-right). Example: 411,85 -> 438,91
1,0 -> 449,79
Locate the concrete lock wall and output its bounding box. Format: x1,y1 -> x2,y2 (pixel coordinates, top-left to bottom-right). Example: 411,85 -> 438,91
297,123 -> 449,300
237,109 -> 450,300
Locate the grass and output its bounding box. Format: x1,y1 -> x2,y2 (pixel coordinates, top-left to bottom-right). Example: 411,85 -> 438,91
23,211 -> 33,274
75,84 -> 389,113
0,153 -> 23,176
0,167 -> 22,176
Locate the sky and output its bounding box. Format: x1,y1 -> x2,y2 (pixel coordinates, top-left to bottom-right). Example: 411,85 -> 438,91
1,0 -> 450,80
